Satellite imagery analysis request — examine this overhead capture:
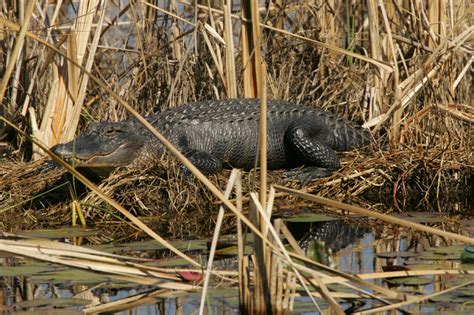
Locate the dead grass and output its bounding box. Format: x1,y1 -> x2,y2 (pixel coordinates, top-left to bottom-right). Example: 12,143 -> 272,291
1,144 -> 471,240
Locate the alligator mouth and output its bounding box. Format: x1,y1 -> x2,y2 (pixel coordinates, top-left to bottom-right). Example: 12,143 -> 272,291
67,153 -> 127,168
59,143 -> 135,169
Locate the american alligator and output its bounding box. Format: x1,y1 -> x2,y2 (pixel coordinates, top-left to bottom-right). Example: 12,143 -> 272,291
51,99 -> 372,184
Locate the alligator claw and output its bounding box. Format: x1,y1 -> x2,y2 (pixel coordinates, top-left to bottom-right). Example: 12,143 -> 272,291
179,164 -> 192,177
38,160 -> 60,173
283,166 -> 335,186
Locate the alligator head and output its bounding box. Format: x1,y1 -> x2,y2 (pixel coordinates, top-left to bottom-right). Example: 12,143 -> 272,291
50,120 -> 146,175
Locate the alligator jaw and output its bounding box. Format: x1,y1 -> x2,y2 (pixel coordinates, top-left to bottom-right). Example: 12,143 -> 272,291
50,142 -> 138,170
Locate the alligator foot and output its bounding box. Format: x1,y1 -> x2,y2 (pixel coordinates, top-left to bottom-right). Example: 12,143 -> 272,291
283,166 -> 335,186
39,160 -> 61,173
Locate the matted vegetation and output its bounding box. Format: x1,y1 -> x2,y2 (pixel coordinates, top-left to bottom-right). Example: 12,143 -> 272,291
0,0 -> 473,313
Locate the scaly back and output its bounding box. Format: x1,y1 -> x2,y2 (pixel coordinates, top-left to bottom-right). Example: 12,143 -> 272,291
151,99 -> 372,151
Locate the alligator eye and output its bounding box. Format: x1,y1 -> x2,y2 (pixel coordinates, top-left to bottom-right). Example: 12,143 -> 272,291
104,128 -> 121,136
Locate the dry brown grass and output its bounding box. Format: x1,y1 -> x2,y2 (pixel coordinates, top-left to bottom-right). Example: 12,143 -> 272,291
1,1 -> 471,151
1,144 -> 470,240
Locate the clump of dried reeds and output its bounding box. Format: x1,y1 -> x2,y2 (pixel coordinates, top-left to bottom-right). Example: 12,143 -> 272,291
0,159 -> 65,230
1,1 -> 471,149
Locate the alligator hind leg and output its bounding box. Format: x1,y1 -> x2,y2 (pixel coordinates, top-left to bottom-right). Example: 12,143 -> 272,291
284,121 -> 341,185
182,149 -> 223,175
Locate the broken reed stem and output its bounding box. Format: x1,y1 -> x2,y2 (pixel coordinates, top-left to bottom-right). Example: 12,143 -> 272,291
249,193 -> 322,312
326,269 -> 474,284
249,0 -> 268,210
270,218 -> 281,313
0,239 -> 184,284
199,169 -> 241,315
367,0 -> 382,116
235,173 -> 246,313
222,0 -> 237,98
0,0 -> 35,106
249,194 -> 269,312
358,280 -> 474,314
275,185 -> 474,245
249,4 -> 272,311
84,288 -> 174,314
378,0 -> 402,142
258,71 -> 268,210
263,187 -> 275,284
240,0 -> 256,97
65,0 -> 106,142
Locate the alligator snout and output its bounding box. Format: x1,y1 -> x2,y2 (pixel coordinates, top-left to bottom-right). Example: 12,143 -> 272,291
50,143 -> 73,159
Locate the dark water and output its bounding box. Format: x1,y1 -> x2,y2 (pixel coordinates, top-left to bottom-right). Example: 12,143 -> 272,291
2,215 -> 473,314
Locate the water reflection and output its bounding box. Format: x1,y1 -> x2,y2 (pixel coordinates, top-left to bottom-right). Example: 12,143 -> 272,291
299,220 -> 370,253
1,216 -> 473,314
289,219 -> 370,268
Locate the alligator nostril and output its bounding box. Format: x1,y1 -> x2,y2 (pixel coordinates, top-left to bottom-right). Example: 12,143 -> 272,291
50,144 -> 60,156
50,144 -> 69,157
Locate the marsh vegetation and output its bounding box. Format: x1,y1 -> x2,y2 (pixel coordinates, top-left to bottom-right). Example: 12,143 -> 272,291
0,0 -> 473,313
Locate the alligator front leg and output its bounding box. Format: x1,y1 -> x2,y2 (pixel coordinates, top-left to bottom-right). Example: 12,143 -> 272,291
284,122 -> 341,185
182,149 -> 223,175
